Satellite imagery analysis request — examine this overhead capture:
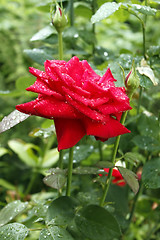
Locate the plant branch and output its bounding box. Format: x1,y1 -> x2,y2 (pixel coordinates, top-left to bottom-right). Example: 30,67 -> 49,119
66,147 -> 74,196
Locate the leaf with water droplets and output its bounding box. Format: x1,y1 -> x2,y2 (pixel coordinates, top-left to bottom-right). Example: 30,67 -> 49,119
0,200 -> 28,227
132,135 -> 160,152
126,4 -> 157,16
117,167 -> 139,194
75,205 -> 121,240
24,48 -> 53,65
43,172 -> 66,190
0,223 -> 29,240
46,196 -> 77,226
30,25 -> 55,42
91,2 -> 121,23
0,110 -> 29,133
72,167 -> 100,175
142,158 -> 160,189
39,226 -> 74,240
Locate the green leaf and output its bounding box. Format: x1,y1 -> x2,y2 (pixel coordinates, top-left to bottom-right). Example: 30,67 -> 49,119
64,145 -> 94,164
91,2 -> 121,23
72,167 -> 100,175
0,179 -> 16,191
24,48 -> 53,65
124,152 -> 143,166
43,172 -> 66,190
137,114 -> 159,138
142,158 -> 160,189
74,2 -> 92,19
132,135 -> 160,152
126,4 -> 157,16
75,205 -> 121,240
42,148 -> 59,168
0,200 -> 28,227
46,196 -> 77,226
137,66 -> 158,86
0,147 -> 9,157
0,223 -> 29,240
117,167 -> 139,194
108,62 -> 125,87
30,25 -> 55,41
15,76 -> 35,91
95,161 -> 115,169
39,226 -> 74,240
8,139 -> 38,167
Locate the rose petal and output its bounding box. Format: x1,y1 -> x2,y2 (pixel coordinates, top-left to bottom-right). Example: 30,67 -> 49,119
84,116 -> 130,139
98,100 -> 132,115
27,78 -> 65,100
62,86 -> 109,108
29,67 -> 49,79
98,68 -> 116,85
66,56 -> 84,86
54,118 -> 86,151
16,96 -> 81,119
65,95 -> 108,122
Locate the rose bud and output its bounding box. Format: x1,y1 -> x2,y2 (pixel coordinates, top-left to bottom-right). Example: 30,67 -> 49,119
51,3 -> 68,33
125,61 -> 140,97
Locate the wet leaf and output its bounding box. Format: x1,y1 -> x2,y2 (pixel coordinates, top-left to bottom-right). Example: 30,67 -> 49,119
142,158 -> 160,189
46,196 -> 77,226
124,152 -> 143,166
0,110 -> 29,133
30,25 -> 55,41
43,172 -> 66,190
117,167 -> 139,194
137,66 -> 158,86
0,200 -> 28,227
72,167 -> 100,175
91,2 -> 121,23
64,145 -> 94,164
0,223 -> 29,240
75,205 -> 121,240
95,161 -> 115,169
126,4 -> 157,16
132,135 -> 160,152
24,48 -> 53,65
39,226 -> 74,240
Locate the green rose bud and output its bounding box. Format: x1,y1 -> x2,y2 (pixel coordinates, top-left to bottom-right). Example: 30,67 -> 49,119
51,3 -> 68,33
125,61 -> 140,97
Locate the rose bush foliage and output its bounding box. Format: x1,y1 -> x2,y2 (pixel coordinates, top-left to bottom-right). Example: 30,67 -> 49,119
16,56 -> 131,150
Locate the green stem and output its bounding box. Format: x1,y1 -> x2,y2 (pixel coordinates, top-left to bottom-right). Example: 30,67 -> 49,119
58,31 -> 63,60
137,86 -> 142,115
91,0 -> 96,54
99,111 -> 128,207
25,170 -> 37,196
70,0 -> 74,26
66,147 -> 74,196
59,150 -> 63,169
128,181 -> 143,224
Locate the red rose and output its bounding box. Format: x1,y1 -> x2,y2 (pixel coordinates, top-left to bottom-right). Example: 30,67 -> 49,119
16,56 -> 131,151
100,168 -> 126,186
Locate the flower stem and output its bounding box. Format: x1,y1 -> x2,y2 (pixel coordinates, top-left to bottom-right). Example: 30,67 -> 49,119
69,0 -> 74,27
58,31 -> 63,60
25,170 -> 37,196
59,150 -> 63,169
66,147 -> 74,196
99,111 -> 128,207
